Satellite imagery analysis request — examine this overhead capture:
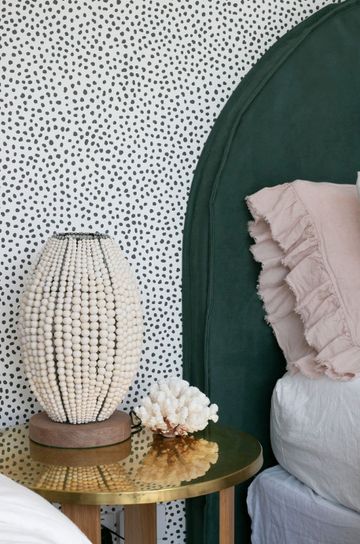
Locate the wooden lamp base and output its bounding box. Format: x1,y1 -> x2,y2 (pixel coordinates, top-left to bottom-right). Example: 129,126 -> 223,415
29,411 -> 131,449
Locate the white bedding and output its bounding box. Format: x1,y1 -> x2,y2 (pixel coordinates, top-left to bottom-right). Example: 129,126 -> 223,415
271,371 -> 360,513
247,465 -> 360,544
0,474 -> 90,544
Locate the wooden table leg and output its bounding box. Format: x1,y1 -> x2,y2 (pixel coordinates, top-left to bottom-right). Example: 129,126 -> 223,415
61,504 -> 101,544
124,504 -> 157,544
219,487 -> 235,544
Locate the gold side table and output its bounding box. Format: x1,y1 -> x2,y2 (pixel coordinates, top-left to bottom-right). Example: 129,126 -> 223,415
0,422 -> 262,544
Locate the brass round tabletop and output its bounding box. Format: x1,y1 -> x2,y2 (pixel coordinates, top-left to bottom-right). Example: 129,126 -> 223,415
0,422 -> 263,505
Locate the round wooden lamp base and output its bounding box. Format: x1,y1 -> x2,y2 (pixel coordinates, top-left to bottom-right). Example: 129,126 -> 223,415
29,411 -> 131,449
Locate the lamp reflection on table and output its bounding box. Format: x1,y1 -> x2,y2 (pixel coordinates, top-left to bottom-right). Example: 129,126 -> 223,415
30,438 -> 134,492
24,426 -> 218,494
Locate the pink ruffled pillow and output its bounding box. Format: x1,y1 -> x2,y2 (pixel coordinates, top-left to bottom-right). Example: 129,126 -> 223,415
247,180 -> 360,380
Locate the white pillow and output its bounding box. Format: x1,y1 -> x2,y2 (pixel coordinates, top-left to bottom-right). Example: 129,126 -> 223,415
0,474 -> 90,544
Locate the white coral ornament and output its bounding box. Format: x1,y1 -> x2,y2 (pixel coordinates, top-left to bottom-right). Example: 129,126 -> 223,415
19,233 -> 143,424
135,377 -> 219,437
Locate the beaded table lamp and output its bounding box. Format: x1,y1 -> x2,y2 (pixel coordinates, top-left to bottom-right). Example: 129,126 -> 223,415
19,233 -> 143,448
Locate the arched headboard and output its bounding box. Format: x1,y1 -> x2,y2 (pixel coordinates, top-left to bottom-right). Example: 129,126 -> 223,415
182,0 -> 360,542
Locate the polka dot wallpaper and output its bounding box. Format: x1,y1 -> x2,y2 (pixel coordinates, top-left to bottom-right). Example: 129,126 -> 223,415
1,0 -> 339,541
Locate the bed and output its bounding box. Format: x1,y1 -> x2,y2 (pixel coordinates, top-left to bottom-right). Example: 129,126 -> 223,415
182,0 -> 360,542
271,371 -> 360,515
0,474 -> 90,543
247,465 -> 360,544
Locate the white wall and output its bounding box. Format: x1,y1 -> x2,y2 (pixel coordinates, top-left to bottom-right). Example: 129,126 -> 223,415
0,0 -> 339,541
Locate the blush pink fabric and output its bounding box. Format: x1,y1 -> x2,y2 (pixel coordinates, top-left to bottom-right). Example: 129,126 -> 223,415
247,180 -> 360,380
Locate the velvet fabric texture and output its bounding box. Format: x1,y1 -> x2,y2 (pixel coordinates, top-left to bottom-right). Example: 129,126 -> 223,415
247,181 -> 360,381
182,0 -> 360,542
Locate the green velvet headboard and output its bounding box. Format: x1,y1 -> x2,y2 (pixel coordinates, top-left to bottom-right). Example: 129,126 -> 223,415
182,0 -> 360,542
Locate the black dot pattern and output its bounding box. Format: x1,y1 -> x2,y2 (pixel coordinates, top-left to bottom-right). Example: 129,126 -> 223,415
1,0 -> 339,540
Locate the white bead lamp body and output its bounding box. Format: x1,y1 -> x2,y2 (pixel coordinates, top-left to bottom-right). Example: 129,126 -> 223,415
19,233 -> 143,425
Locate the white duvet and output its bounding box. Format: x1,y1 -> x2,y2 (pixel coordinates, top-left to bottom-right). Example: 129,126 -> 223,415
271,371 -> 360,513
0,474 -> 90,543
247,465 -> 360,544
